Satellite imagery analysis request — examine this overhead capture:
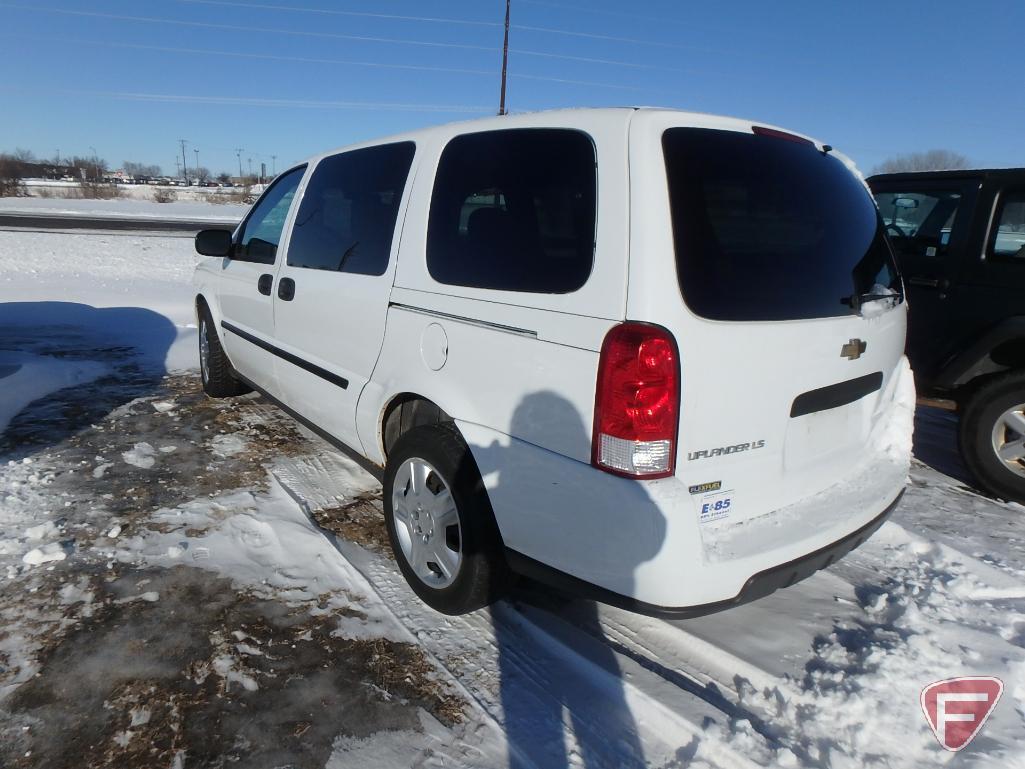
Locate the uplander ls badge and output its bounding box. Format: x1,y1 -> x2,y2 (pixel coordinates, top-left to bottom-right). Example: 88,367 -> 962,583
688,440 -> 765,462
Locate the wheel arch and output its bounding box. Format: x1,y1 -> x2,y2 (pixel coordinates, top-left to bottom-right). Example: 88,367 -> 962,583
939,317 -> 1025,390
380,393 -> 453,460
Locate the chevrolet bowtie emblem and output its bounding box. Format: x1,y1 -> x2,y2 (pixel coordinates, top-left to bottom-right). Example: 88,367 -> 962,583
841,338 -> 867,360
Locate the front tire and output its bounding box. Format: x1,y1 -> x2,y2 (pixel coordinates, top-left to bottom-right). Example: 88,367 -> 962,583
198,306 -> 250,398
383,423 -> 509,614
959,371 -> 1025,503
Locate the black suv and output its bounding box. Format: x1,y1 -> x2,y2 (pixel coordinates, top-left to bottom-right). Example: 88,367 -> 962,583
869,169 -> 1025,501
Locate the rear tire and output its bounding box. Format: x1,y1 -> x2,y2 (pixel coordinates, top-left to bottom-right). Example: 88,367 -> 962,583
198,306 -> 250,398
383,423 -> 509,614
959,371 -> 1025,503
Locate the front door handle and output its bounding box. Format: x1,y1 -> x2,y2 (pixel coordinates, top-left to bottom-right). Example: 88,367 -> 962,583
277,277 -> 296,301
907,276 -> 942,288
257,273 -> 273,295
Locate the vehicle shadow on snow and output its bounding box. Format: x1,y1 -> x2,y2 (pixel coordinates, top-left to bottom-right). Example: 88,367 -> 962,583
469,392 -> 664,769
0,301 -> 177,461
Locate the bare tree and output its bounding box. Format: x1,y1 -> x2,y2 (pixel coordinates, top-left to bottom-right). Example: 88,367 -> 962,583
194,166 -> 211,183
12,148 -> 36,163
0,154 -> 28,197
872,149 -> 970,175
123,161 -> 162,179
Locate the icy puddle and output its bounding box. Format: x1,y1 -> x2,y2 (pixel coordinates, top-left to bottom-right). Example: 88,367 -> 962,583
1,567 -> 460,769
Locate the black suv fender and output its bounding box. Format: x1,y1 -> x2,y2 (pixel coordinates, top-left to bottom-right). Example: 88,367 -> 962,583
938,317 -> 1025,389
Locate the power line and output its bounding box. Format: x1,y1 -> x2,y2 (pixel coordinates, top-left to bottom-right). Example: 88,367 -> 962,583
517,0 -> 683,26
515,24 -> 717,52
175,0 -> 700,52
174,0 -> 500,28
510,47 -> 694,73
2,5 -> 695,74
55,89 -> 494,113
2,35 -> 493,77
0,5 -> 496,53
0,34 -> 649,92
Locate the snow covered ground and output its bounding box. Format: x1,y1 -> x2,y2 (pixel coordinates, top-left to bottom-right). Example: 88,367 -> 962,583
1,226 -> 1023,768
0,195 -> 246,222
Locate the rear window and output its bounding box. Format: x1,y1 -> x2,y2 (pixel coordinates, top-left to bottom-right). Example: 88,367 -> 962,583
427,129 -> 596,294
663,128 -> 901,321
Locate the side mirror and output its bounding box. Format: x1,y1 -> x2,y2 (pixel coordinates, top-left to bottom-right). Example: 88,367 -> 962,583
894,196 -> 919,210
195,229 -> 233,257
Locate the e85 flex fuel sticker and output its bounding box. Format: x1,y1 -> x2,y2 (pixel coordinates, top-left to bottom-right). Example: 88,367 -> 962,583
697,489 -> 733,524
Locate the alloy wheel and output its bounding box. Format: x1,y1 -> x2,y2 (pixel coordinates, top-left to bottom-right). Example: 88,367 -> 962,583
391,457 -> 462,588
991,404 -> 1025,479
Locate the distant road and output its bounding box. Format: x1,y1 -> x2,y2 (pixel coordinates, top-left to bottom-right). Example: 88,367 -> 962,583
0,212 -> 238,233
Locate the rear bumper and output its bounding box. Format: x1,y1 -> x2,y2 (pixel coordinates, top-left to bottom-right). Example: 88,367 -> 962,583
507,490 -> 902,618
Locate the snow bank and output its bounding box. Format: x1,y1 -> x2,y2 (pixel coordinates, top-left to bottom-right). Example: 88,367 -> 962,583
0,194 -> 246,222
113,475 -> 403,642
0,231 -> 200,371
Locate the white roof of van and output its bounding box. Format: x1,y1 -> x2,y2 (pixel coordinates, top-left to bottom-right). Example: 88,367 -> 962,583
297,107 -> 829,171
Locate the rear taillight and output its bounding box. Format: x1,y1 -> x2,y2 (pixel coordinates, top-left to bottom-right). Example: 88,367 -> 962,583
592,322 -> 679,479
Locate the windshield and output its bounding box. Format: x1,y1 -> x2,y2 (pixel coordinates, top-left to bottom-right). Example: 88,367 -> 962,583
663,128 -> 902,321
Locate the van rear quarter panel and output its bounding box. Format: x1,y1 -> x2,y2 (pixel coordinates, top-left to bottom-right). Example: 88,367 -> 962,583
357,111 -> 634,466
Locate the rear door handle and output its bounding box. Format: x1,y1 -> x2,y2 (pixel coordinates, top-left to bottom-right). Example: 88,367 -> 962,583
257,273 -> 273,295
277,277 -> 296,301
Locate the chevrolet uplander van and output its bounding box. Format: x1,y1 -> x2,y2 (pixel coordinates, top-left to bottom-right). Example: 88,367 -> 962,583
193,108 -> 914,616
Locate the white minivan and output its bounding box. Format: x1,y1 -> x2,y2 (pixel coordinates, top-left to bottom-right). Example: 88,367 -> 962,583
193,108 -> 914,616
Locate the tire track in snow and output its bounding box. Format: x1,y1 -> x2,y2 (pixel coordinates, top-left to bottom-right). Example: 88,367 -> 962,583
274,454 -> 773,769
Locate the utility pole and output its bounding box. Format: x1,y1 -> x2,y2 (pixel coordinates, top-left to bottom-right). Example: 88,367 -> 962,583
248,157 -> 253,180
178,139 -> 188,183
271,155 -> 277,175
194,148 -> 200,181
235,148 -> 244,181
499,0 -> 510,115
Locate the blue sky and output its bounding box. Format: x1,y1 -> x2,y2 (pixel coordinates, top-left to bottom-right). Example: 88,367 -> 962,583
2,0 -> 1020,176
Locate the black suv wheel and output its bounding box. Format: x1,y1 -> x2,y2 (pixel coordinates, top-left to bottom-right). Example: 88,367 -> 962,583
959,371 -> 1025,503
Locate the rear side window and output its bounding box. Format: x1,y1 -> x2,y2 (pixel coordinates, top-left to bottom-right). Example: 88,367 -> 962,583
427,129 -> 596,294
287,142 -> 415,276
663,128 -> 901,321
990,190 -> 1025,260
874,189 -> 963,258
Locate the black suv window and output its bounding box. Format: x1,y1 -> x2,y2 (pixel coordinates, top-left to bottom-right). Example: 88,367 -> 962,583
663,128 -> 901,321
990,190 -> 1025,260
287,142 -> 415,276
236,166 -> 305,264
427,129 -> 596,294
874,190 -> 963,258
